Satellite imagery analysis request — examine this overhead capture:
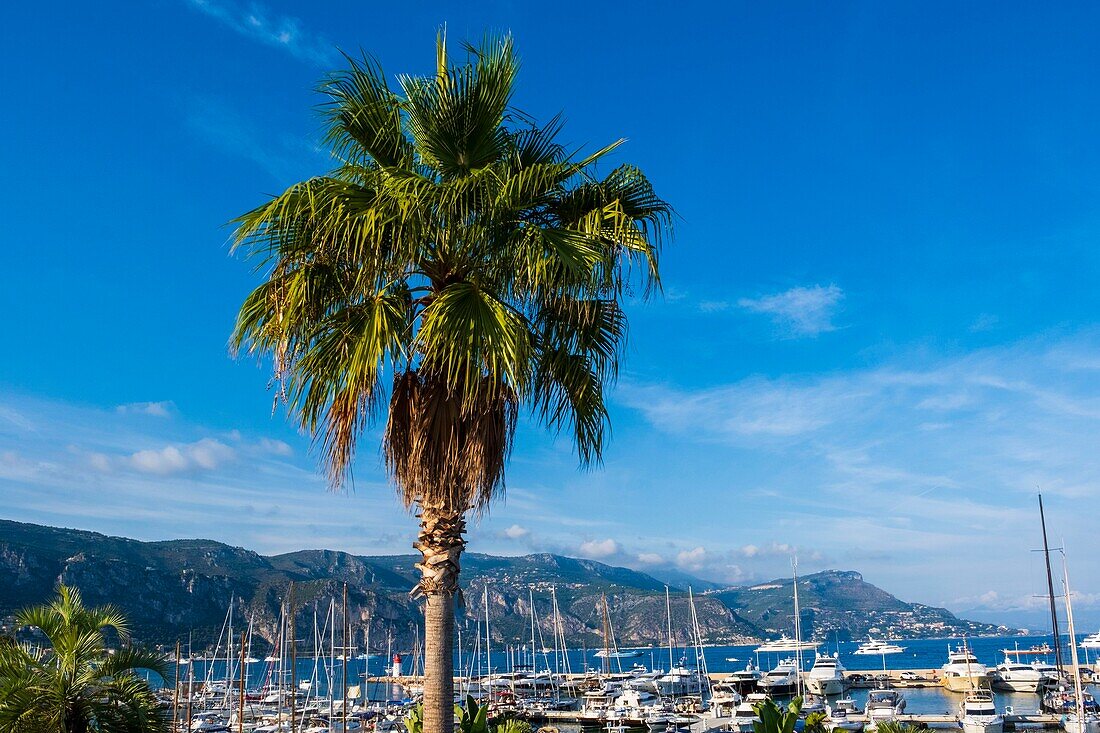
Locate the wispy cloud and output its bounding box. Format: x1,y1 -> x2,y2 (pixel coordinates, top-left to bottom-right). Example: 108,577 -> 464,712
0,392 -> 411,554
185,0 -> 337,66
128,438 -> 235,475
184,97 -> 325,184
738,284 -> 844,337
116,401 -> 175,418
616,332 -> 1100,604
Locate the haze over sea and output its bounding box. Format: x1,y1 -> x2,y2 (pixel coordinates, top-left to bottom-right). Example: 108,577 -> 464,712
4,2 -> 1100,629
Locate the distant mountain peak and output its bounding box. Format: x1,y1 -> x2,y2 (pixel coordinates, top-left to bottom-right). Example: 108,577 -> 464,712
0,519 -> 1020,650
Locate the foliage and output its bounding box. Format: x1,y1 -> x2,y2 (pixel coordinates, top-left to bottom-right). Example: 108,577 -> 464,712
494,718 -> 532,733
404,703 -> 424,733
874,723 -> 922,733
803,711 -> 829,733
231,32 -> 671,502
0,584 -> 168,733
455,696 -> 490,733
752,696 -> 802,733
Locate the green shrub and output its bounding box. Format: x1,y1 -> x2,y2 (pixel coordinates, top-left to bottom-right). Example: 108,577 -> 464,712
752,696 -> 802,733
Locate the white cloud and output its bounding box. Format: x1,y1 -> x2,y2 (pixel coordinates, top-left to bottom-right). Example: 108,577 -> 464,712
115,401 -> 174,417
503,524 -> 530,539
636,552 -> 664,565
970,313 -> 1000,332
579,538 -> 619,559
185,0 -> 337,66
739,284 -> 844,337
88,453 -> 113,472
258,437 -> 293,456
129,439 -> 235,475
676,546 -> 707,570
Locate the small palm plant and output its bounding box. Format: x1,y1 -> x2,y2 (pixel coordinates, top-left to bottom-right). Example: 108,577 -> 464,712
0,585 -> 168,733
753,697 -> 803,733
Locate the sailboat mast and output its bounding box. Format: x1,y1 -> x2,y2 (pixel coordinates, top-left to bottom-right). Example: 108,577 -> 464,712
666,585 -> 674,672
1062,549 -> 1087,733
484,585 -> 492,693
1039,493 -> 1065,673
601,594 -> 611,675
792,558 -> 804,695
529,587 -> 536,671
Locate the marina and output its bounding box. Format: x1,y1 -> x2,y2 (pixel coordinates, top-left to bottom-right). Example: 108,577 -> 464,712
160,635 -> 1100,732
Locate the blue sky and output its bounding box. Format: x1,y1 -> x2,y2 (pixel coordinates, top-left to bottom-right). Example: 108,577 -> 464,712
3,1 -> 1100,627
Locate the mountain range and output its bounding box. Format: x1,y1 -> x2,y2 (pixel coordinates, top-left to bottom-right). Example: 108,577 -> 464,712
0,519 -> 1020,652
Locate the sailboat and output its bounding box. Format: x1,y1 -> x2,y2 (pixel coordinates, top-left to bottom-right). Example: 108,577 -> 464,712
1058,549 -> 1099,733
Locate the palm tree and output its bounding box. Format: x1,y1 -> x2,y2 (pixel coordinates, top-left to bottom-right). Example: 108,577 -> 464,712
0,585 -> 168,733
231,32 -> 670,733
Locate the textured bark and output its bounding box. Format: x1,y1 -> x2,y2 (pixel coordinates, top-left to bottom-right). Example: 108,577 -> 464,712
415,505 -> 465,733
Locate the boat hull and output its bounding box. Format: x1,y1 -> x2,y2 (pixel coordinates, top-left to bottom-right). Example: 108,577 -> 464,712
990,676 -> 1041,694
942,674 -> 990,693
808,678 -> 848,696
961,719 -> 1003,733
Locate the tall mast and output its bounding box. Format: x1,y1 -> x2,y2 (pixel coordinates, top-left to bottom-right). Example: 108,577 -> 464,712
238,630 -> 247,733
1039,493 -> 1065,673
484,585 -> 492,694
342,584 -> 348,733
666,586 -> 674,672
792,557 -> 804,696
530,587 -> 537,671
601,594 -> 611,675
1062,548 -> 1087,733
288,582 -> 296,733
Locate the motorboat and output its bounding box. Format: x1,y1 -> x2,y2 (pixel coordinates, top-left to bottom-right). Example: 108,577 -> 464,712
732,693 -> 770,733
990,655 -> 1044,693
656,665 -> 705,697
940,643 -> 990,693
1081,632 -> 1100,650
826,697 -> 864,732
727,662 -> 764,693
806,653 -> 849,696
1033,661 -> 1066,690
865,687 -> 906,729
755,635 -> 820,653
758,658 -> 799,695
959,689 -> 1004,733
707,682 -> 743,721
596,649 -> 645,659
801,694 -> 827,716
853,639 -> 905,656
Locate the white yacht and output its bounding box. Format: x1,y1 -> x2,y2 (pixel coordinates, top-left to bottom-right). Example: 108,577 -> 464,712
990,655 -> 1044,693
806,653 -> 849,696
595,649 -> 645,659
940,643 -> 990,693
727,662 -> 764,694
865,687 -> 906,729
755,635 -> 821,653
826,698 -> 865,732
959,689 -> 1004,733
732,693 -> 769,733
656,665 -> 705,697
758,658 -> 800,695
1081,632 -> 1100,650
853,639 -> 906,656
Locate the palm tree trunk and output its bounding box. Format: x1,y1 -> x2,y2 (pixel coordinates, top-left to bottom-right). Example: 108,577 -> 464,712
414,504 -> 466,733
